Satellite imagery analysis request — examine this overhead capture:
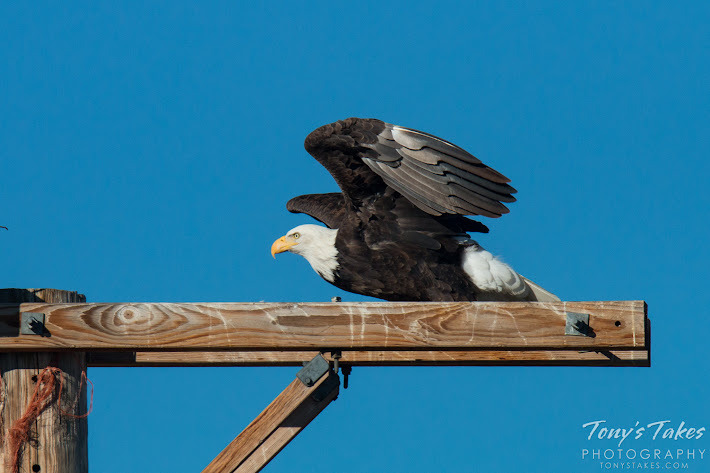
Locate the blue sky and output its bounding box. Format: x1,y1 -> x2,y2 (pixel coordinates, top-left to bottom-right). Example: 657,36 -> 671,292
1,2 -> 708,472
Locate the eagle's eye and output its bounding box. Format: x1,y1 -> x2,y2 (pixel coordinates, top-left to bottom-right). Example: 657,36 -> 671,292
293,232 -> 300,239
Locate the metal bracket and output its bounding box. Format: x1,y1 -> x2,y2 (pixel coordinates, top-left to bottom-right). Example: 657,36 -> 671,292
20,312 -> 46,336
296,354 -> 340,402
565,312 -> 591,337
311,372 -> 340,402
330,351 -> 351,389
296,354 -> 330,387
341,365 -> 352,389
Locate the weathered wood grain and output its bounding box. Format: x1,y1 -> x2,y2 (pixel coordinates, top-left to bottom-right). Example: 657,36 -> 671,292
0,289 -> 88,473
87,349 -> 649,367
0,301 -> 647,351
202,363 -> 339,473
233,373 -> 339,473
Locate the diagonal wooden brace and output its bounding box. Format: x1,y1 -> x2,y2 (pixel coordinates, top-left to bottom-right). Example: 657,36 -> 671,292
202,354 -> 339,473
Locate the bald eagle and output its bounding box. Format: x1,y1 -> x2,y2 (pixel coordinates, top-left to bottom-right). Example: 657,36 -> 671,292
271,118 -> 557,302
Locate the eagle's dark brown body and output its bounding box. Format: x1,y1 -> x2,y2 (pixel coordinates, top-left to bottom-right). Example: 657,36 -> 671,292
331,191 -> 481,301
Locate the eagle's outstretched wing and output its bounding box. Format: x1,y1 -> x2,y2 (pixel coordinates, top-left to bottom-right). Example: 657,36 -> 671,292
286,193 -> 345,229
300,118 -> 517,218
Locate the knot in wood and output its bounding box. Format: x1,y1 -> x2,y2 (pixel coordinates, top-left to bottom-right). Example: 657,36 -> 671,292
115,305 -> 153,327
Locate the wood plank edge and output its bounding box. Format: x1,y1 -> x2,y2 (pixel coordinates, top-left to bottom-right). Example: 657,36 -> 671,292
87,350 -> 650,368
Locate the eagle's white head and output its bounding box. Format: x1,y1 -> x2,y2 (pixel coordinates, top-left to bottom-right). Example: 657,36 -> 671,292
271,224 -> 339,282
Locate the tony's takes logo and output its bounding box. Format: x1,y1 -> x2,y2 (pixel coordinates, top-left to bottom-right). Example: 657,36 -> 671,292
580,420 -> 707,470
583,420 -> 705,448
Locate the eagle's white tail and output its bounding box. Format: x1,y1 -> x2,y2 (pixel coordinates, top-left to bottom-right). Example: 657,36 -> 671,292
461,245 -> 560,302
521,276 -> 560,302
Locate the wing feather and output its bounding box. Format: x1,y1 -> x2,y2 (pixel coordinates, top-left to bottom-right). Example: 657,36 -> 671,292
398,159 -> 511,216
401,156 -> 516,203
366,159 -> 450,215
437,162 -> 518,200
286,193 -> 346,229
304,118 -> 517,218
391,126 -> 483,165
396,146 -> 512,186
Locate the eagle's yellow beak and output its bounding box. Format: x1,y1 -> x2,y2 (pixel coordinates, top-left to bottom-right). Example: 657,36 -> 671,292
271,235 -> 297,258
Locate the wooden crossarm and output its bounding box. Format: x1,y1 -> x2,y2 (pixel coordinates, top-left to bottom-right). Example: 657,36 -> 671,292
0,301 -> 648,353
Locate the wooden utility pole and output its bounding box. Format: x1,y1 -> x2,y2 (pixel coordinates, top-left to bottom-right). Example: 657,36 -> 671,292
0,289 -> 88,473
